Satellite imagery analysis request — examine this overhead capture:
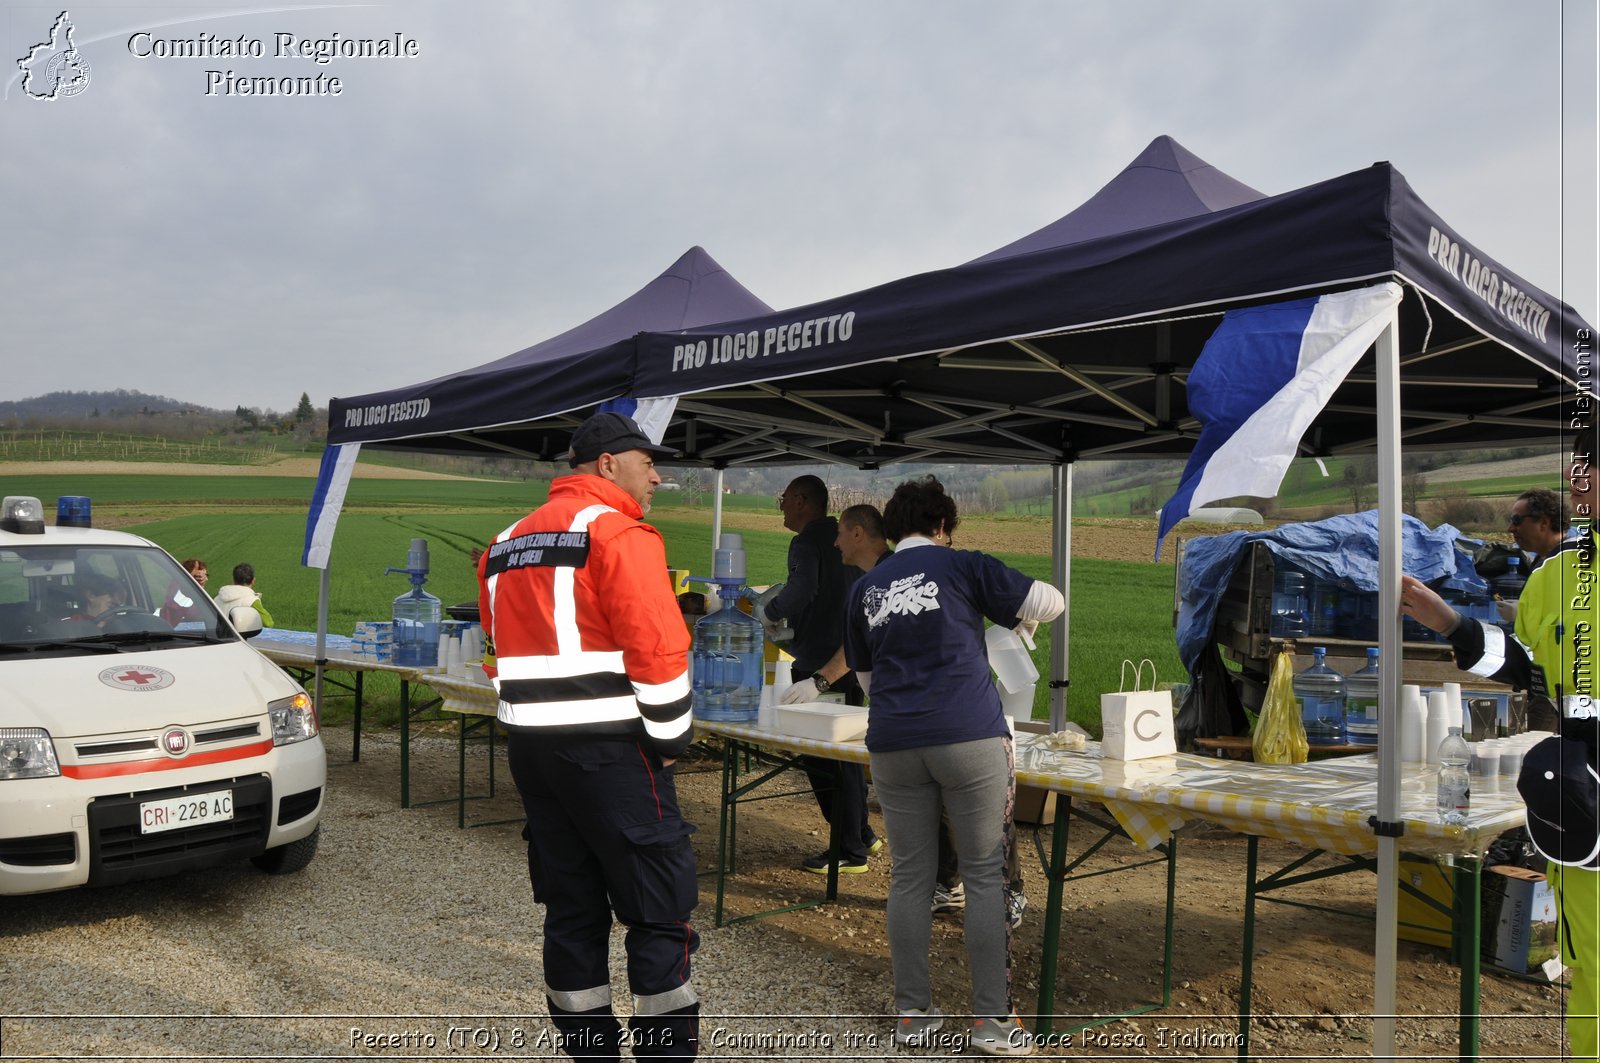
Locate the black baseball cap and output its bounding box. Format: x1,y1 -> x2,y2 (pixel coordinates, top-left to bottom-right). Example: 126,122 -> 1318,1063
567,411 -> 677,467
1518,732 -> 1600,869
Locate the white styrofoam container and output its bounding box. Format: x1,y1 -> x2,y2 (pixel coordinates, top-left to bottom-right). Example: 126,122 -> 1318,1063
775,702 -> 869,742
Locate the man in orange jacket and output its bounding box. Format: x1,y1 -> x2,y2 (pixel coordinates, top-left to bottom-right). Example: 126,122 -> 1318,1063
480,411 -> 698,1060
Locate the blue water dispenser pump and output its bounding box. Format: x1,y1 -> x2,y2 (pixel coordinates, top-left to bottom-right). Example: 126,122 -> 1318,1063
386,537 -> 441,668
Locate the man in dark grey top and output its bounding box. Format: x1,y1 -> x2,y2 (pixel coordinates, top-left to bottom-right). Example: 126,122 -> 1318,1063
764,474 -> 878,873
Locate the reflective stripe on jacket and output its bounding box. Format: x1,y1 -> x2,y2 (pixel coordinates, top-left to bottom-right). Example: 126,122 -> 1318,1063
479,474 -> 693,756
1453,533 -> 1597,717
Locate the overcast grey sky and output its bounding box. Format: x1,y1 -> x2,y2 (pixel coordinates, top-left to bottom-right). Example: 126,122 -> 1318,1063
3,0 -> 1595,414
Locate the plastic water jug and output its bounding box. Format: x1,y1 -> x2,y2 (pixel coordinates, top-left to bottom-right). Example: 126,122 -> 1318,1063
1494,556 -> 1526,623
1307,581 -> 1341,638
985,624 -> 1039,722
1269,567 -> 1308,638
692,600 -> 763,722
393,584 -> 441,667
1293,646 -> 1347,743
1343,647 -> 1381,743
1436,726 -> 1472,825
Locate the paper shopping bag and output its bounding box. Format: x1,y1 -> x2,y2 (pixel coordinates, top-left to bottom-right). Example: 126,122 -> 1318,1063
1101,659 -> 1177,761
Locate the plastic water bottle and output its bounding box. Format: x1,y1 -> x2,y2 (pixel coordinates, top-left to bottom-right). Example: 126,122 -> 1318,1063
692,594 -> 763,722
1436,726 -> 1472,825
1293,646 -> 1347,743
725,614 -> 764,718
1308,581 -> 1341,638
1494,556 -> 1526,628
1343,647 -> 1381,743
393,588 -> 441,667
388,538 -> 441,668
1270,568 -> 1309,638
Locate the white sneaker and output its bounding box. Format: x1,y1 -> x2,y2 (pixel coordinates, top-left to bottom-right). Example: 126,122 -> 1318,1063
931,882 -> 966,914
894,1006 -> 944,1047
968,1014 -> 1035,1056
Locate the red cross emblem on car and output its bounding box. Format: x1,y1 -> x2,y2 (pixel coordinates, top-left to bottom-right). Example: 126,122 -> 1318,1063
97,664 -> 176,692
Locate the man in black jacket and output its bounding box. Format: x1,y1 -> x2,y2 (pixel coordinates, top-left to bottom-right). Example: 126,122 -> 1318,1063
764,475 -> 880,873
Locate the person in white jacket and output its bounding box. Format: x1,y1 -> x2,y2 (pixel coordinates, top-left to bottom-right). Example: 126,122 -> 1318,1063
213,562 -> 274,627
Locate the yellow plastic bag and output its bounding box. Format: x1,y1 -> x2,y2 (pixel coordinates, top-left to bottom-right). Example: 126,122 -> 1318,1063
1253,651 -> 1309,764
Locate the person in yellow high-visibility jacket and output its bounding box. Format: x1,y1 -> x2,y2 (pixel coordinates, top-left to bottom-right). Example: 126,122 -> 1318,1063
1403,449 -> 1599,1062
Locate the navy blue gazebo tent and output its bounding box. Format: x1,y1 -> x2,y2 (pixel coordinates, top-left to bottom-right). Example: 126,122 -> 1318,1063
328,245 -> 773,455
319,139 -> 1593,1057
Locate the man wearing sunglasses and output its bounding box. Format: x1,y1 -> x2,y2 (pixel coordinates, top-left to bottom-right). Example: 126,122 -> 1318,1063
1508,488 -> 1567,567
1499,489 -> 1568,625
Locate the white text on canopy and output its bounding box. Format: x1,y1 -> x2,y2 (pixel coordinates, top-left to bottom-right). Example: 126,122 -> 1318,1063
344,398 -> 430,428
1426,225 -> 1551,343
671,311 -> 856,373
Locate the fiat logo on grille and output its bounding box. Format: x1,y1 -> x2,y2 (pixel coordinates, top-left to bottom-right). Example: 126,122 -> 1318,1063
162,728 -> 190,757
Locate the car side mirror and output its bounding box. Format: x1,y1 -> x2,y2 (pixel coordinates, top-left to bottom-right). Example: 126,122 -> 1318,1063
228,605 -> 264,639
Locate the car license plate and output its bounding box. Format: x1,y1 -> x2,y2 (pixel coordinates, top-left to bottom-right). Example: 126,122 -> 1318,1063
139,790 -> 233,835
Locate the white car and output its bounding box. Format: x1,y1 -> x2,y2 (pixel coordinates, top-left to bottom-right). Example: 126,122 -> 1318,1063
0,495 -> 325,895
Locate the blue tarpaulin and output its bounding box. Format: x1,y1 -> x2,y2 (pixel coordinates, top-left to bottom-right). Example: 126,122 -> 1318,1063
1174,511 -> 1486,672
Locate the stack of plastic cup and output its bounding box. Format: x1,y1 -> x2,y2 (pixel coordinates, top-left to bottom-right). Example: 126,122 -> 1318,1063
1469,740 -> 1501,792
1498,742 -> 1524,787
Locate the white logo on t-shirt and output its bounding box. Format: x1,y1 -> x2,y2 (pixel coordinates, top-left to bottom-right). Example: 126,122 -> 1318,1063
864,573 -> 941,628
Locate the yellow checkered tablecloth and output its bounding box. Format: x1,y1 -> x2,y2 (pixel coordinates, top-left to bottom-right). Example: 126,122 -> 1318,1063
703,722 -> 1526,860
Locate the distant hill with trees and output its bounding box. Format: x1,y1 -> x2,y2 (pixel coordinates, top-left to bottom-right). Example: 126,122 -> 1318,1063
0,391 -> 1562,530
0,389 -> 220,420
0,389 -> 325,442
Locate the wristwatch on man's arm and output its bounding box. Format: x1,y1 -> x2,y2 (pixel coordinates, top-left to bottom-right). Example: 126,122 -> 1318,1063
813,673 -> 833,694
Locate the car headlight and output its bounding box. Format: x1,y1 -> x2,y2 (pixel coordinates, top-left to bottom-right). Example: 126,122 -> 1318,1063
0,727 -> 60,780
269,691 -> 319,746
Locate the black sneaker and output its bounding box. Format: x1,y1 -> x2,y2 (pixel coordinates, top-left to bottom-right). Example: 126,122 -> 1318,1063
801,849 -> 870,874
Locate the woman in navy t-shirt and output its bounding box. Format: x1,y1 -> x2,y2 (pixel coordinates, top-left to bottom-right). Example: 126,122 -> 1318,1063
844,476 -> 1063,1056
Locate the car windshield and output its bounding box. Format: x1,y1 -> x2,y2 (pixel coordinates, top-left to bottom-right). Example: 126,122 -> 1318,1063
0,544 -> 238,652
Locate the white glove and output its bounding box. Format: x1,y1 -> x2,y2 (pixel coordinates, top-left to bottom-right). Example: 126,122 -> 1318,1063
1494,596 -> 1517,623
1015,619 -> 1039,647
781,677 -> 819,704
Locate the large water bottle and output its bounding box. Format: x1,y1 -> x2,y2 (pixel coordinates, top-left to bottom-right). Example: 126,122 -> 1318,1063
389,538 -> 441,668
392,587 -> 442,667
1494,556 -> 1526,625
691,611 -> 728,718
1436,726 -> 1472,825
1294,646 -> 1348,743
724,612 -> 764,719
1270,567 -> 1309,638
692,588 -> 763,723
1307,581 -> 1341,638
1343,647 -> 1381,743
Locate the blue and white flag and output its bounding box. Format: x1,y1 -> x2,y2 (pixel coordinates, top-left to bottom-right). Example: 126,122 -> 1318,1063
1155,282 -> 1402,556
598,395 -> 678,445
302,443 -> 361,569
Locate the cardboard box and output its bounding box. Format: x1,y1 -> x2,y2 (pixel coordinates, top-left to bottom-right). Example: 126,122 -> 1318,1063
1014,785 -> 1057,825
1395,857 -> 1563,980
1014,720 -> 1057,825
1481,864 -> 1561,978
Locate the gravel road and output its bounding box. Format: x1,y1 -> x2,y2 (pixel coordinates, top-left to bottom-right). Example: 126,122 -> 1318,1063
0,724 -> 1567,1061
0,727 -> 924,1062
